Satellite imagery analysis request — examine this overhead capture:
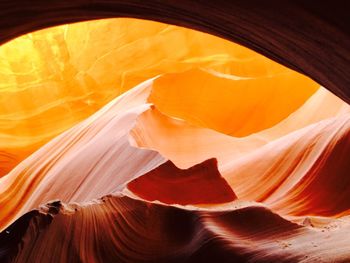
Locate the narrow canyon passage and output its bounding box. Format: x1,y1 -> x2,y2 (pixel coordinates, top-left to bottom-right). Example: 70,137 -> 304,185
0,13 -> 349,263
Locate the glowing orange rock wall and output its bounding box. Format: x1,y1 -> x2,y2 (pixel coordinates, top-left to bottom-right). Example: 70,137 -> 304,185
0,18 -> 350,263
0,18 -> 299,177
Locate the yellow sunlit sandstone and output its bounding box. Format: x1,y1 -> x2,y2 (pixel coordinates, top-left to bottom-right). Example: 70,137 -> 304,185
0,18 -> 318,176
150,69 -> 318,136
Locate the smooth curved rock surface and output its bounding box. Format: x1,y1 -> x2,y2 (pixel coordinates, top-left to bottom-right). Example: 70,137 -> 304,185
1,195 -> 350,263
0,12 -> 350,263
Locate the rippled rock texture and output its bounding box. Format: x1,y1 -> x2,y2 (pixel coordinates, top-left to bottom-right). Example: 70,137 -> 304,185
0,18 -> 350,263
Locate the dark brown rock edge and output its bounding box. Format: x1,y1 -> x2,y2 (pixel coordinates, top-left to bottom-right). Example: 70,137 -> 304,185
0,195 -> 305,263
